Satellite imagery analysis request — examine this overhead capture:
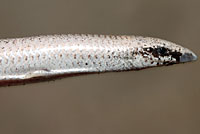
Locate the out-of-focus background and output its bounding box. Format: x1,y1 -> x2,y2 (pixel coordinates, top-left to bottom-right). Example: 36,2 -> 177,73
0,0 -> 199,134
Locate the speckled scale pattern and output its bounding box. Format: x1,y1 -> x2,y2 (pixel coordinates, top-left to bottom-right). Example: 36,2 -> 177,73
0,34 -> 195,81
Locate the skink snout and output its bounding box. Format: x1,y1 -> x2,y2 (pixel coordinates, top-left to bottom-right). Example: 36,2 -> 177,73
180,51 -> 197,63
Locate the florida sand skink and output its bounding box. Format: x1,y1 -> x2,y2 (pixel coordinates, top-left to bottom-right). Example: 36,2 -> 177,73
0,34 -> 197,86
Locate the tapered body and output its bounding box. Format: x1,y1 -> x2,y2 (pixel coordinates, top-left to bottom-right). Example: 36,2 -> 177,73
0,34 -> 197,85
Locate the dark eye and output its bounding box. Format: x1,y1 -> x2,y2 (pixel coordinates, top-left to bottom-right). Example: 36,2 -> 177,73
143,46 -> 170,58
157,47 -> 168,56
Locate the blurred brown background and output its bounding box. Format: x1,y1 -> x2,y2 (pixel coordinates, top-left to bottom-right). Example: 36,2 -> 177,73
0,0 -> 199,134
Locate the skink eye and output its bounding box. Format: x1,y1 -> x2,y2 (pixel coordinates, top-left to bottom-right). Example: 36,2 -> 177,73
156,47 -> 168,56
143,47 -> 170,57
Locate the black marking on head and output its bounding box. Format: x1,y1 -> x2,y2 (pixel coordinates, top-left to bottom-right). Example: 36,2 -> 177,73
143,47 -> 182,62
169,51 -> 182,62
144,47 -> 169,57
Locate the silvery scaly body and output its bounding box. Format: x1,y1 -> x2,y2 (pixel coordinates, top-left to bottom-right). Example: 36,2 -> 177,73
0,34 -> 197,85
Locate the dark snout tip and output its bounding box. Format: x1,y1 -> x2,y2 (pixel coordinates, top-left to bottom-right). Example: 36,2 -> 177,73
180,52 -> 198,63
